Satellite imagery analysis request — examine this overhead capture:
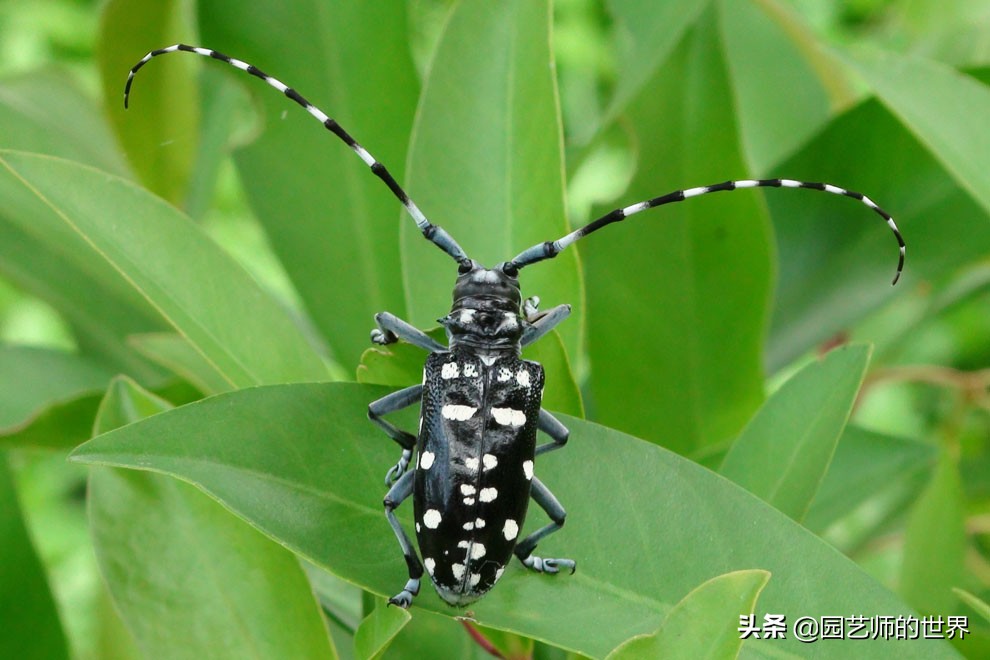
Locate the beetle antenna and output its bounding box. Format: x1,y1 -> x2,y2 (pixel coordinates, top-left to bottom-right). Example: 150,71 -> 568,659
508,178 -> 905,285
124,44 -> 469,265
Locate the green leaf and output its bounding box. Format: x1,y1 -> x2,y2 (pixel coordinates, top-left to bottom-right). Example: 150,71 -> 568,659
0,455 -> 69,660
89,377 -> 336,659
766,99 -> 990,370
198,0 -> 420,368
97,0 -> 198,205
353,597 -> 410,660
846,50 -> 990,217
804,425 -> 937,535
900,451 -> 966,614
129,332 -> 232,395
586,7 -> 770,453
0,346 -> 111,449
0,151 -> 328,388
402,0 -> 584,364
720,344 -> 871,521
719,1 -> 836,172
71,382 -> 955,659
602,0 -> 713,134
0,71 -> 130,176
606,570 -> 770,660
953,588 -> 990,625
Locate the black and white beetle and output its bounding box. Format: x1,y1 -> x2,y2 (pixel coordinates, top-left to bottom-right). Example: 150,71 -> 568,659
126,44 -> 905,609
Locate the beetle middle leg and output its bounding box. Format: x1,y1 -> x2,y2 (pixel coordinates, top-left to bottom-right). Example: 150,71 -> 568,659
514,477 -> 575,575
368,384 -> 422,484
520,301 -> 571,347
383,470 -> 423,608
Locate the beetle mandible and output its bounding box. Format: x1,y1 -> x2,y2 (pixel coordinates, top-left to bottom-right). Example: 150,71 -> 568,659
125,44 -> 905,608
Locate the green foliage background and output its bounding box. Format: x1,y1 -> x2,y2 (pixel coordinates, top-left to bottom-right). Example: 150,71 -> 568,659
1,0 -> 988,658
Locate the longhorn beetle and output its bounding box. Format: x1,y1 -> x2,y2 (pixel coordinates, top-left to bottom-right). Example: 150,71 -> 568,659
126,44 -> 906,608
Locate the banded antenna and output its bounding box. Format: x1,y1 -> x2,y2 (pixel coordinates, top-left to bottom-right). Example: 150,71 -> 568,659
509,179 -> 905,285
124,44 -> 469,264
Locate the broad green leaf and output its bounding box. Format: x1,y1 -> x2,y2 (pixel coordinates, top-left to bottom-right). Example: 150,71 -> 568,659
0,455 -> 69,660
847,50 -> 990,217
586,8 -> 770,453
97,0 -> 197,205
71,382 -> 955,659
900,451 -> 966,615
89,377 -> 336,659
402,0 -> 584,365
804,425 -> 937,534
602,0 -> 713,135
766,99 -> 990,370
129,332 -> 232,395
720,344 -> 871,521
353,597 -> 410,660
0,151 -> 328,387
606,570 -> 770,660
719,0 -> 836,172
198,0 -> 419,368
0,346 -> 111,449
0,71 -> 130,176
953,588 -> 990,625
0,81 -> 166,377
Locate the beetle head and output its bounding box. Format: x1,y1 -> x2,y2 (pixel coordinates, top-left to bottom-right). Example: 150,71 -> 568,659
451,260 -> 521,313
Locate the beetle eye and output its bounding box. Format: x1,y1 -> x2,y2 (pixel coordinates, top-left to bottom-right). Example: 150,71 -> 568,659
501,262 -> 519,278
458,260 -> 473,275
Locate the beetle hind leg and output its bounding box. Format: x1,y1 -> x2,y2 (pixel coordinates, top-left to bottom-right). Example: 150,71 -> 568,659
514,477 -> 576,575
383,470 -> 423,608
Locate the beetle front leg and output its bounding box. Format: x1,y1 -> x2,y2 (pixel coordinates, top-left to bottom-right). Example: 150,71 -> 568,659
383,470 -> 423,608
514,477 -> 575,575
520,303 -> 571,347
368,385 -> 422,484
371,311 -> 447,353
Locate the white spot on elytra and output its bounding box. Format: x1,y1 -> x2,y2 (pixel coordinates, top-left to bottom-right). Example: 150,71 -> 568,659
470,573 -> 482,588
423,509 -> 442,529
460,484 -> 476,496
479,487 -> 498,503
491,407 -> 526,427
495,567 -> 505,581
497,368 -> 512,382
483,454 -> 498,471
442,404 -> 476,421
470,544 -> 486,560
441,362 -> 459,379
465,457 -> 479,471
452,563 -> 465,580
416,523 -> 421,533
463,363 -> 478,378
463,522 -> 475,531
475,518 -> 486,529
503,519 -> 519,541
424,558 -> 436,575
463,497 -> 475,505
516,369 -> 531,388
419,451 -> 435,470
522,460 -> 534,480
458,540 -> 470,549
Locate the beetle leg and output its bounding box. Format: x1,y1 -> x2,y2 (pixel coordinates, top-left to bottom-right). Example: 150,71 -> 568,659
383,470 -> 423,608
368,385 -> 422,484
514,477 -> 575,575
371,311 -> 447,353
535,409 -> 569,456
520,304 -> 571,347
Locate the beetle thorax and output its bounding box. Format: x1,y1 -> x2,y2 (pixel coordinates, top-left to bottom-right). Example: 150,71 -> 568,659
442,261 -> 524,355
